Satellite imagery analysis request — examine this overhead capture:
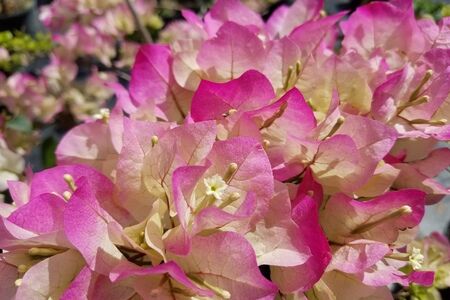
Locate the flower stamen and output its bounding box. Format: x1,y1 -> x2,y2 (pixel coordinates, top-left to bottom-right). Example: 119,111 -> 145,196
351,205 -> 412,234
218,192 -> 241,209
63,173 -> 77,192
151,135 -> 159,147
188,274 -> 231,299
409,69 -> 433,101
92,108 -> 110,123
409,247 -> 425,270
223,162 -> 238,184
28,247 -> 64,257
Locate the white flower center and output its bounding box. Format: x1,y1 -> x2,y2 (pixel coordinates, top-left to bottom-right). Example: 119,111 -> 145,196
93,108 -> 110,122
409,247 -> 425,270
204,174 -> 228,200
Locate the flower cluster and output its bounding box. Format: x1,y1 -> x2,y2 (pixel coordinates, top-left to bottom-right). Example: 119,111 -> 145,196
40,0 -> 160,66
406,232 -> 450,299
0,56 -> 115,123
1,0 -> 449,299
0,0 -> 158,177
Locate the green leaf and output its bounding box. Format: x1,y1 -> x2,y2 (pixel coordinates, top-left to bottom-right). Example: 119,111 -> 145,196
6,115 -> 32,133
42,137 -> 57,168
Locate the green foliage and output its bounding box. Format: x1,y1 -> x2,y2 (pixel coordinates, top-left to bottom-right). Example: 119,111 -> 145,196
6,114 -> 32,133
0,31 -> 53,73
42,136 -> 57,168
409,284 -> 441,300
414,0 -> 450,20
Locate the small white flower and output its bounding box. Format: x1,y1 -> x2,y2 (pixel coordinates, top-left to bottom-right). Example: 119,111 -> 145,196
409,247 -> 425,270
92,108 -> 110,121
203,174 -> 228,200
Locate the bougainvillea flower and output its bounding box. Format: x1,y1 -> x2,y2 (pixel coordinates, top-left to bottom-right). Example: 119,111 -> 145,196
164,2 -> 346,103
130,44 -> 192,122
61,156 -> 277,298
191,70 -> 275,122
304,270 -> 393,299
263,185 -> 331,293
111,232 -> 278,299
407,232 -> 450,295
320,189 -> 425,244
114,118 -> 173,219
60,266 -> 136,300
335,51 -> 388,115
3,0 -> 448,297
197,22 -> 267,82
63,175 -> 211,296
257,98 -> 395,195
190,69 -> 398,195
265,0 -> 323,38
170,136 -> 273,254
55,109 -> 124,178
340,0 -> 430,64
371,64 -> 450,139
169,232 -> 278,298
0,164 -> 129,299
390,148 -> 450,204
202,0 -> 263,36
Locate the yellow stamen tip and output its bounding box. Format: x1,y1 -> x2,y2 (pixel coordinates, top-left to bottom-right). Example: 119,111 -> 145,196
223,162 -> 238,183
351,205 -> 413,234
295,61 -> 302,75
93,108 -> 110,123
14,279 -> 22,287
229,192 -> 241,201
399,205 -> 413,215
63,173 -> 73,182
28,247 -> 62,257
228,108 -> 237,115
28,247 -> 40,256
63,173 -> 77,191
222,108 -> 238,117
228,163 -> 238,173
17,264 -> 28,273
151,135 -> 159,146
421,95 -> 430,102
323,116 -> 346,140
62,191 -> 72,201
222,291 -> 231,299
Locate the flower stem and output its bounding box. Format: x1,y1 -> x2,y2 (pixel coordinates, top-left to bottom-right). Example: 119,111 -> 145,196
125,0 -> 152,43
